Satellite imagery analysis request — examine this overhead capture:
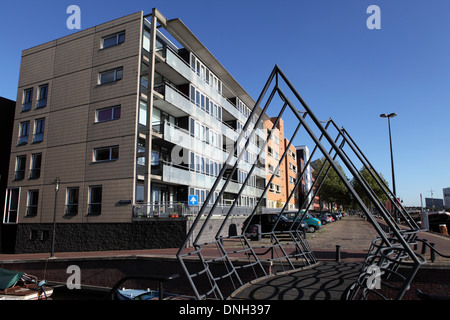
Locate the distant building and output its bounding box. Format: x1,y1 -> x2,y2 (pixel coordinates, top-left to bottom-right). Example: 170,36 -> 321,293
425,197 -> 444,210
264,117 -> 297,210
295,145 -> 319,211
443,187 -> 450,209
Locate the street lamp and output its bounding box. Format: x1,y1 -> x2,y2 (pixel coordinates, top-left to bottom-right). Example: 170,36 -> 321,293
380,113 -> 397,221
50,177 -> 60,258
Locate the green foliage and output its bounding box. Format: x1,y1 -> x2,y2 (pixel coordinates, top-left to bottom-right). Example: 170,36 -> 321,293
312,157 -> 350,208
311,157 -> 389,210
351,167 -> 389,208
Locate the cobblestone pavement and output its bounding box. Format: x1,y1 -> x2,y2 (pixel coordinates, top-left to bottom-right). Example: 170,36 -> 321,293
306,215 -> 378,257
305,214 -> 450,265
231,215 -> 450,300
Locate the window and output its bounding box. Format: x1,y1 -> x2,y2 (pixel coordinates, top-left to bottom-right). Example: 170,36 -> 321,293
88,186 -> 102,215
15,155 -> 26,180
37,84 -> 48,108
136,184 -> 145,203
189,85 -> 222,121
143,30 -> 151,52
4,188 -> 20,224
94,146 -> 119,162
269,183 -> 281,194
99,68 -> 123,84
26,190 -> 39,216
190,152 -> 195,171
18,121 -> 29,145
66,187 -> 79,215
33,118 -> 45,143
102,32 -> 125,49
289,163 -> 297,173
30,153 -> 42,179
96,106 -> 121,122
205,97 -> 210,114
190,118 -> 195,137
289,149 -> 296,161
152,107 -> 161,133
268,164 -> 280,177
139,100 -> 147,126
140,75 -> 149,90
22,88 -> 33,111
137,138 -> 146,166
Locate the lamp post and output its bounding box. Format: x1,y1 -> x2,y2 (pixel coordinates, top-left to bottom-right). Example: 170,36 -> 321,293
50,177 -> 60,258
380,113 -> 397,221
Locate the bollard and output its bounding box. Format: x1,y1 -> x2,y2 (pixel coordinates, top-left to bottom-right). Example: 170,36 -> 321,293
421,239 -> 428,255
336,245 -> 341,262
430,243 -> 436,263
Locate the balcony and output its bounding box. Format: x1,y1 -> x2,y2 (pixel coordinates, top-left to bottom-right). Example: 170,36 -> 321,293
154,47 -> 266,140
158,162 -> 264,198
163,121 -> 227,164
154,83 -> 239,140
132,201 -> 255,220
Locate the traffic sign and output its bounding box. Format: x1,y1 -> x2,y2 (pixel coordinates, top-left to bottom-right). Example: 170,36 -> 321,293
188,195 -> 198,206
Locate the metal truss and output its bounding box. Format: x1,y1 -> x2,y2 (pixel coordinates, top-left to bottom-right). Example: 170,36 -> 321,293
177,65 -> 426,300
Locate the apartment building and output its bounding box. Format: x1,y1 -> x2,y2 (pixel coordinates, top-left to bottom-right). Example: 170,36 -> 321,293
3,9 -> 266,253
296,145 -> 320,211
265,117 -> 298,210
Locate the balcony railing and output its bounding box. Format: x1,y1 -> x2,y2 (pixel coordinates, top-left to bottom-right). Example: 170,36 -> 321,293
132,201 -> 256,220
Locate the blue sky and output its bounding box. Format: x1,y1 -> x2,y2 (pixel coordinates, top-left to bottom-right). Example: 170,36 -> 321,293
1,0 -> 449,207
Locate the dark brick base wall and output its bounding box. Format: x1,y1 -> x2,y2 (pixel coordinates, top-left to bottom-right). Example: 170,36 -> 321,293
15,220 -> 187,254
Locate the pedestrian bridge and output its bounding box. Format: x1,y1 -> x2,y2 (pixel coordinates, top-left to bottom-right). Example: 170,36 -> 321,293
176,65 -> 428,300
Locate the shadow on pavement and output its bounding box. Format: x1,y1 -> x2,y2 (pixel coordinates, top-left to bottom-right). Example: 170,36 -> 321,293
230,261 -> 362,300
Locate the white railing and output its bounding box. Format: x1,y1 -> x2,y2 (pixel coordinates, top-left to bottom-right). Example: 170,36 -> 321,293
133,201 -> 256,219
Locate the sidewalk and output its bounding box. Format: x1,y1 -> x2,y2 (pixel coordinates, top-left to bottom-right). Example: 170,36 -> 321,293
1,215 -> 449,300
230,216 -> 450,300
1,215 -> 448,265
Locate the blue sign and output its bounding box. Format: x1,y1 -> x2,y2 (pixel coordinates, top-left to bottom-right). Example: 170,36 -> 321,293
188,195 -> 198,206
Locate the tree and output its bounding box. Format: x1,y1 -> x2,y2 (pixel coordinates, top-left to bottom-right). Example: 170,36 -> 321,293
351,167 -> 389,209
311,157 -> 350,210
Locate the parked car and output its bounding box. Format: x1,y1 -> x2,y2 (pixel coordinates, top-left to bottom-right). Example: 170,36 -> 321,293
312,213 -> 332,225
304,213 -> 322,233
283,210 -> 322,233
329,212 -> 341,221
242,213 -> 307,238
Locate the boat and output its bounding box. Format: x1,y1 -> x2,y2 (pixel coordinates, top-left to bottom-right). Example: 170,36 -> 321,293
115,287 -> 192,300
0,268 -> 53,300
116,288 -> 159,300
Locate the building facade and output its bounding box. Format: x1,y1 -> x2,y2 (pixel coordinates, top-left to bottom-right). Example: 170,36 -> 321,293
3,9 -> 266,253
425,198 -> 444,211
443,187 -> 450,209
295,145 -> 320,211
264,117 -> 297,210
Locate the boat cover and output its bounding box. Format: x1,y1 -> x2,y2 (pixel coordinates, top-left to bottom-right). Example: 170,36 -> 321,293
0,268 -> 25,290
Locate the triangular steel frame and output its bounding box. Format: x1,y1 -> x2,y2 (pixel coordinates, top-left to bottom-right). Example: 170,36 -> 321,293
177,65 -> 426,300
